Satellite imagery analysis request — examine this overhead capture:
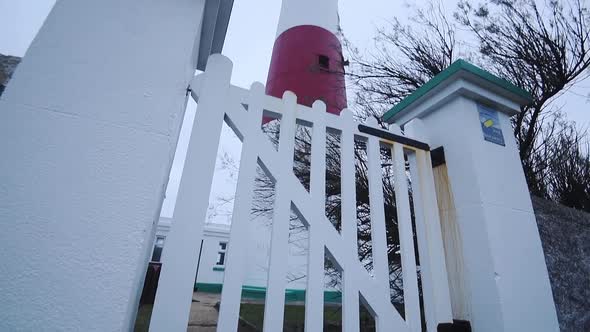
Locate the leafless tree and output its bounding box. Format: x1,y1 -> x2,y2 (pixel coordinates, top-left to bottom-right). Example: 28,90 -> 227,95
346,0 -> 590,203
345,1 -> 457,124
532,112 -> 590,211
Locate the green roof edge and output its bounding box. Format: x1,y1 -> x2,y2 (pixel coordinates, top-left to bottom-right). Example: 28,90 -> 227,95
382,59 -> 533,123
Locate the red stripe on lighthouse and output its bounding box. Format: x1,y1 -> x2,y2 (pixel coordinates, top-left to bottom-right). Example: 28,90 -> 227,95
265,25 -> 347,115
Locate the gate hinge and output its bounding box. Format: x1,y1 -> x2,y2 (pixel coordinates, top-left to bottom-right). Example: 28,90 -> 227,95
431,146 -> 446,168
438,320 -> 472,332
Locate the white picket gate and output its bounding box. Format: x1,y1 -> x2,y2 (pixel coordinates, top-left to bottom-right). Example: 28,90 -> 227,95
149,55 -> 453,332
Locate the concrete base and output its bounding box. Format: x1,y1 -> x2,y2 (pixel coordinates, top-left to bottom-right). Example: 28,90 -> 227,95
189,292 -> 222,330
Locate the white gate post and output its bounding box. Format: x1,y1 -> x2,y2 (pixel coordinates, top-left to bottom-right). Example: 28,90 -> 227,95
0,1 -> 231,330
386,61 -> 559,332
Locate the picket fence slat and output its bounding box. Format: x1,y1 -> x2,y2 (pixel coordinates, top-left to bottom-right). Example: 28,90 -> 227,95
306,101 -> 328,331
216,82 -> 265,332
365,119 -> 392,332
262,91 -> 298,332
339,110 -> 361,332
392,141 -> 421,332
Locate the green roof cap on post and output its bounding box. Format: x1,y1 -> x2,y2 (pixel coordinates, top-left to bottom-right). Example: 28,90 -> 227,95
381,59 -> 533,123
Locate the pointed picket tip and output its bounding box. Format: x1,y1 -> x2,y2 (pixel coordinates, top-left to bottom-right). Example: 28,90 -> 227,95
340,108 -> 354,121
312,99 -> 327,112
250,81 -> 265,93
206,53 -> 234,71
366,117 -> 379,128
203,54 -> 233,93
282,90 -> 298,104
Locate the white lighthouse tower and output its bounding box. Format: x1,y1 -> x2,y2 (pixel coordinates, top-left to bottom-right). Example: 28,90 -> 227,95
275,0 -> 340,36
266,0 -> 347,115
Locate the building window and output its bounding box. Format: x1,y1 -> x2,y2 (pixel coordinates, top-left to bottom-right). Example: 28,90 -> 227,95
216,242 -> 227,266
151,236 -> 165,262
318,55 -> 330,70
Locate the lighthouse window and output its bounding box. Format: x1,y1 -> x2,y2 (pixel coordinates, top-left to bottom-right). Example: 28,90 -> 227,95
318,55 -> 330,70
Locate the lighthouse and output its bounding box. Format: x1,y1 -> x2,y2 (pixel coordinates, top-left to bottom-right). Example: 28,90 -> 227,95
266,0 -> 347,115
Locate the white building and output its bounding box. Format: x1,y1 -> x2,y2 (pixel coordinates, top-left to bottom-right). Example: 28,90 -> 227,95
152,216 -> 315,297
153,218 -> 229,286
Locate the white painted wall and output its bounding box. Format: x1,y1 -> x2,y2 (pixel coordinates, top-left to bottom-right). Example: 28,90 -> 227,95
0,1 -> 209,330
402,89 -> 559,331
276,0 -> 340,36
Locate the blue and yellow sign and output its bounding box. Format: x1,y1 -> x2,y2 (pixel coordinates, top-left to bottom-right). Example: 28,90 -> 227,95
478,104 -> 505,146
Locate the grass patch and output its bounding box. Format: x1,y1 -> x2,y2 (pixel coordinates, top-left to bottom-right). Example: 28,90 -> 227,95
239,303 -> 375,331
134,304 -> 153,332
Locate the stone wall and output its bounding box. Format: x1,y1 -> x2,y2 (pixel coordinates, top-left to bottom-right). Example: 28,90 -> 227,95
533,196 -> 590,332
0,53 -> 21,97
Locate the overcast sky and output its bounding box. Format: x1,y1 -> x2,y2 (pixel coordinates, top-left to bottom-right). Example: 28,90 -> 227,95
1,0 -> 588,220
